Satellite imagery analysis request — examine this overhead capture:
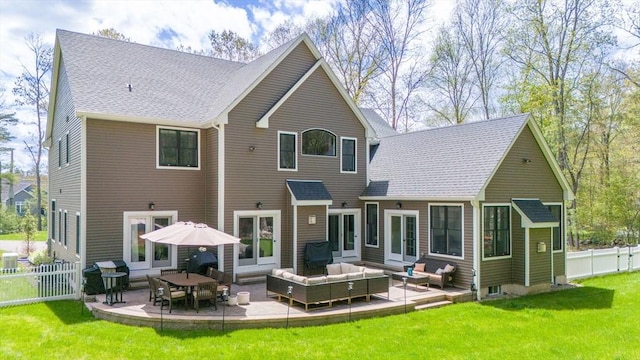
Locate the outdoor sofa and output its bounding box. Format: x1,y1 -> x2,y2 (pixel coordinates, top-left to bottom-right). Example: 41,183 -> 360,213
266,263 -> 389,311
404,258 -> 457,289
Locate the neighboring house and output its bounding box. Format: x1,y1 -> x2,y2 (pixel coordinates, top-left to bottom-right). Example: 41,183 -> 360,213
1,180 -> 37,216
46,29 -> 573,299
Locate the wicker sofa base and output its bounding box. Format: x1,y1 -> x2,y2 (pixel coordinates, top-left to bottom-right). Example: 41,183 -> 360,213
267,274 -> 389,311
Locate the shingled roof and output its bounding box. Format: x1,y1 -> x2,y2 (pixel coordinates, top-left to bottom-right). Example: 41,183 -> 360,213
363,114 -> 530,200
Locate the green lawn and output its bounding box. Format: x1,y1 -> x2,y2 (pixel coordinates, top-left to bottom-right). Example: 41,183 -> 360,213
0,231 -> 47,241
1,272 -> 638,359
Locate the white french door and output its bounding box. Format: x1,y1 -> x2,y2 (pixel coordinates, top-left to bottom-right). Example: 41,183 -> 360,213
123,211 -> 177,270
234,210 -> 281,272
328,209 -> 360,259
385,210 -> 418,263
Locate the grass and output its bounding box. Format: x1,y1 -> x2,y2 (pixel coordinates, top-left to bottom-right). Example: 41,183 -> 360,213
0,272 -> 638,359
0,231 -> 47,241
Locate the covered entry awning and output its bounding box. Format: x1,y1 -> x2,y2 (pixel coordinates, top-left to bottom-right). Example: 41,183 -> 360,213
286,180 -> 333,206
512,199 -> 559,228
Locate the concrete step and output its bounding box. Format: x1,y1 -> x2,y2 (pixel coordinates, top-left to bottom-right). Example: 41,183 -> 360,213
236,274 -> 266,285
415,300 -> 452,310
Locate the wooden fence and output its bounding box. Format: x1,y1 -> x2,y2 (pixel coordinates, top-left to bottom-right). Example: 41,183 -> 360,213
567,245 -> 640,280
0,261 -> 81,307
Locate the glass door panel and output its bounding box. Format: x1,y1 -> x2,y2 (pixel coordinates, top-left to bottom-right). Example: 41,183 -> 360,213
239,217 -> 256,266
328,214 -> 341,257
130,218 -> 147,267
343,214 -> 355,251
390,215 -> 403,261
152,217 -> 172,268
404,215 -> 417,262
258,216 -> 275,264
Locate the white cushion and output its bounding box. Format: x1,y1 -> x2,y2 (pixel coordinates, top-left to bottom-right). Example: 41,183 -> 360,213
341,263 -> 356,274
273,268 -> 294,277
435,268 -> 444,275
292,275 -> 307,283
326,263 -> 342,275
305,276 -> 327,285
364,269 -> 385,278
326,274 -> 348,282
347,272 -> 364,280
282,271 -> 295,280
444,264 -> 455,273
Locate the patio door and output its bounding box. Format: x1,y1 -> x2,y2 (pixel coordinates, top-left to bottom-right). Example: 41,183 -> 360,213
123,211 -> 177,271
386,211 -> 418,263
328,209 -> 360,259
237,214 -> 278,267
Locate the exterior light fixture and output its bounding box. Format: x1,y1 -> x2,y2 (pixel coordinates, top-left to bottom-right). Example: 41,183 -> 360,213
341,201 -> 347,208
249,145 -> 256,151
522,158 -> 532,163
148,202 -> 155,210
396,201 -> 402,209
256,202 -> 262,209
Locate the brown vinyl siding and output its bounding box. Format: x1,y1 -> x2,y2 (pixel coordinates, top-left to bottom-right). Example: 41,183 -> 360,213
296,206 -> 328,275
553,251 -> 565,276
48,58 -> 82,263
529,228 -> 552,285
484,124 -> 563,202
481,123 -> 564,287
223,42 -> 368,273
85,120 -> 206,265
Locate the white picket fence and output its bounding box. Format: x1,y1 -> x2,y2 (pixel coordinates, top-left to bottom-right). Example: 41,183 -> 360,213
0,261 -> 81,307
567,245 -> 640,280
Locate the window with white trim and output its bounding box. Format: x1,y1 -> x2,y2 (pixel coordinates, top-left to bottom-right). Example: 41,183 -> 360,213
302,129 -> 336,156
51,200 -> 56,241
341,137 -> 357,173
430,205 -> 463,257
278,131 -> 297,170
76,213 -> 81,255
365,203 -> 378,247
157,127 -> 199,168
547,204 -> 563,251
65,132 -> 70,165
483,205 -> 510,258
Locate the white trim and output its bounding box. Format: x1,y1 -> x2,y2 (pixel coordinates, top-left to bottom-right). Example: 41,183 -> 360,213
80,117 -> 87,268
360,195 -> 477,202
216,124 -> 226,271
544,202 -> 564,253
257,60 -> 323,128
65,131 -> 70,166
524,227 -> 530,286
383,209 -> 420,265
327,208 -> 361,261
292,205 -> 298,273
63,210 -> 68,248
155,125 -> 201,170
232,210 -> 282,275
340,136 -> 357,174
301,128 -> 337,157
57,137 -> 62,169
481,203 -> 513,261
76,111 -> 204,128
471,200 -> 481,300
75,212 -> 81,257
364,202 -> 379,248
277,131 -> 298,171
427,203 -> 465,260
122,211 -> 178,272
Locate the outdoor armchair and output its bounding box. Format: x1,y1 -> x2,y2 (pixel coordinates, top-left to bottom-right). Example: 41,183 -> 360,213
193,281 -> 217,312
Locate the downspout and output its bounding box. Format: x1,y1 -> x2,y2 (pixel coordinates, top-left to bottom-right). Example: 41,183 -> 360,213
212,123 -> 226,273
471,200 -> 481,301
524,228 -> 530,287
80,116 -> 87,269
550,228 -> 554,285
292,205 -> 298,274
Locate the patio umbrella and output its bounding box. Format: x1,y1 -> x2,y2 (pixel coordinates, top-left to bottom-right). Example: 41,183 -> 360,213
140,221 -> 240,277
140,221 -> 240,247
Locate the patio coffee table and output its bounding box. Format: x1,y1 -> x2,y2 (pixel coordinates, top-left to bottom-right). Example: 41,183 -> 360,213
391,271 -> 430,289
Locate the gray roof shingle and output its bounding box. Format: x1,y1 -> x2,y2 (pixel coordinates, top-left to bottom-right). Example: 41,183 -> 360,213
55,30 -> 303,126
359,108 -> 397,138
365,114 -> 530,199
512,199 -> 559,223
286,180 -> 332,201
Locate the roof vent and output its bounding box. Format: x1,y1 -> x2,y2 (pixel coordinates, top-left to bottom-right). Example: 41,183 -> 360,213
126,83 -> 132,92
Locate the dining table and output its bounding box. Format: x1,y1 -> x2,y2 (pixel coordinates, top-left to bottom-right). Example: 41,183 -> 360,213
158,273 -> 213,309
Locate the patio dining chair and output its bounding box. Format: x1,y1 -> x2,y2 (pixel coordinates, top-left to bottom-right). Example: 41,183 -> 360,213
158,279 -> 187,313
160,269 -> 180,276
193,281 -> 217,313
146,274 -> 162,306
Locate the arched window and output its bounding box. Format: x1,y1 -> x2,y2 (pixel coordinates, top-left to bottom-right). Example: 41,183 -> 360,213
302,129 -> 336,156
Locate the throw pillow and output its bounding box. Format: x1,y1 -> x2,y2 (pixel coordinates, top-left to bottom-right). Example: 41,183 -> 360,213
435,268 -> 444,275
444,264 -> 455,273
327,263 -> 342,275
414,263 -> 425,272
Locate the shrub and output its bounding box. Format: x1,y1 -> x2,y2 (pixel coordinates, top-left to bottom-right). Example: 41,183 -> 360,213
28,249 -> 54,266
0,207 -> 21,234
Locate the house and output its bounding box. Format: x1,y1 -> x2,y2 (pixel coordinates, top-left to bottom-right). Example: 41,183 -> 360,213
46,29 -> 573,299
1,180 -> 37,216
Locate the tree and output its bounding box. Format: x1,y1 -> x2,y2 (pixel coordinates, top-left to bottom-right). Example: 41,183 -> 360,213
12,33 -> 52,231
367,0 -> 429,131
0,89 -> 18,208
93,28 -> 131,42
426,25 -> 476,125
504,0 -> 616,247
452,0 -> 507,120
208,30 -> 259,62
